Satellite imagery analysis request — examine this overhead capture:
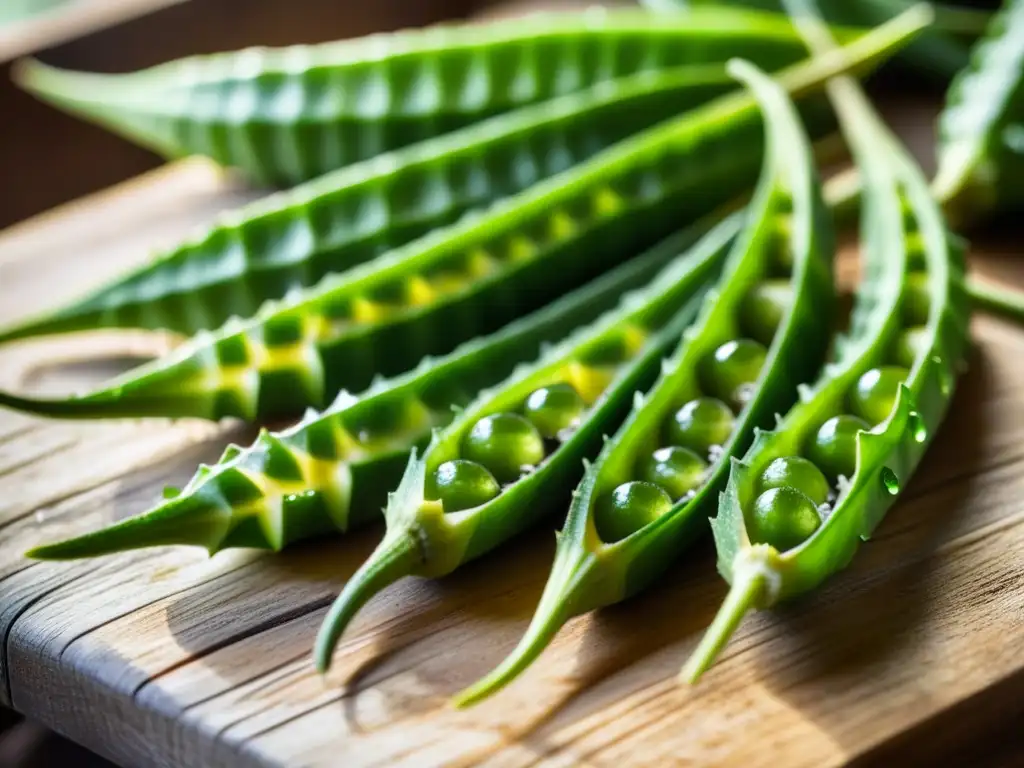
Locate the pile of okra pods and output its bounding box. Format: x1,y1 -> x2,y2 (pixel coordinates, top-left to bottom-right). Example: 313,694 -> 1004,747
3,0 -> 1023,699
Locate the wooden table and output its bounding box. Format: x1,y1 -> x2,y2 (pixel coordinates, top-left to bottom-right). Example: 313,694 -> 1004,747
1,95 -> 1024,768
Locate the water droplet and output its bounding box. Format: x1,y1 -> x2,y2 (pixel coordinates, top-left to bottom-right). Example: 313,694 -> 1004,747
908,410 -> 927,443
284,494 -> 298,503
881,467 -> 900,496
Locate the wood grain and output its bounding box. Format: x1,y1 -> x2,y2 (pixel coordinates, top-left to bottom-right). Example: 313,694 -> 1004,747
1,42 -> 1024,768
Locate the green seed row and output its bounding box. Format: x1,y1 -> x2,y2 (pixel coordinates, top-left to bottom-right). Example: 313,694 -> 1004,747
433,327 -> 647,514
744,231 -> 932,553
593,238 -> 794,544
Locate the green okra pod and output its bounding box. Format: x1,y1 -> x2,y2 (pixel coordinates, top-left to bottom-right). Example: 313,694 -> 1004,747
14,6 -> 837,186
933,0 -> 1024,228
25,234 -> 686,560
313,197 -> 737,673
641,0 -> 991,80
680,0 -> 970,684
0,20 -> 916,424
454,50 -> 841,706
0,64 -> 734,344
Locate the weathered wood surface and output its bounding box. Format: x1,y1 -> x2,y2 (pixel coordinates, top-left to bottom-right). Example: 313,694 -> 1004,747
1,107 -> 1024,767
0,0 -> 188,63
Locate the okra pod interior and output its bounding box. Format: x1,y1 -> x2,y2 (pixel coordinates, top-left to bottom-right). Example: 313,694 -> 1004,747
680,0 -> 970,685
24,236 -> 685,561
453,52 -> 842,707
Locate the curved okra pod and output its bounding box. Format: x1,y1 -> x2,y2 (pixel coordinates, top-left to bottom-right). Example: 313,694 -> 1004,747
25,232 -> 687,560
0,18 -> 921,423
933,0 -> 1024,228
680,0 -> 970,684
0,65 -> 734,344
455,54 -> 837,706
14,7 -> 832,186
313,198 -> 739,673
643,0 -> 990,80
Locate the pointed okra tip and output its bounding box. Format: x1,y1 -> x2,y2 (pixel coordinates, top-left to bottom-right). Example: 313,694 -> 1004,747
678,546 -> 780,685
313,530 -> 422,675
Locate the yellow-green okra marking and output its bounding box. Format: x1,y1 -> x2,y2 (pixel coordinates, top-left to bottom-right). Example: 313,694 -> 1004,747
13,6 -> 841,186
680,0 -> 970,684
25,233 -> 691,560
451,51 -> 840,705
933,0 -> 1024,228
0,65 -> 736,343
0,19 -> 919,424
312,196 -> 740,673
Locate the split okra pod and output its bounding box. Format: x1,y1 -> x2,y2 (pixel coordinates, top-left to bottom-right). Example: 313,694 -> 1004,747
455,50 -> 839,705
312,192 -> 736,673
25,235 -> 690,560
679,0 -> 970,684
0,19 -> 918,424
14,6 -> 832,186
0,64 -> 735,343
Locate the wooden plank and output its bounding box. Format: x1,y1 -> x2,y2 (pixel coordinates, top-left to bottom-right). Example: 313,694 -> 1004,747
0,33 -> 1023,767
0,0 -> 188,63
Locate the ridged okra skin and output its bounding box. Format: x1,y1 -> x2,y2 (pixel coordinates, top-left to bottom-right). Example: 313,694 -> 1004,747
0,20 -> 918,424
934,0 -> 1024,228
455,53 -> 840,707
642,0 -> 990,80
26,233 -> 687,560
0,65 -> 735,344
313,198 -> 736,672
680,0 -> 971,684
15,7 -> 826,186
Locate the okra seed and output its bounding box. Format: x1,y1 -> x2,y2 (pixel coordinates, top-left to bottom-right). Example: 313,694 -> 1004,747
893,326 -> 928,368
700,338 -> 768,411
667,396 -> 735,456
739,280 -> 792,346
637,446 -> 707,501
807,414 -> 870,480
462,412 -> 545,484
434,460 -> 500,513
523,383 -> 585,439
748,487 -> 822,551
901,272 -> 931,326
595,481 -> 673,543
758,456 -> 830,506
849,366 -> 909,425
